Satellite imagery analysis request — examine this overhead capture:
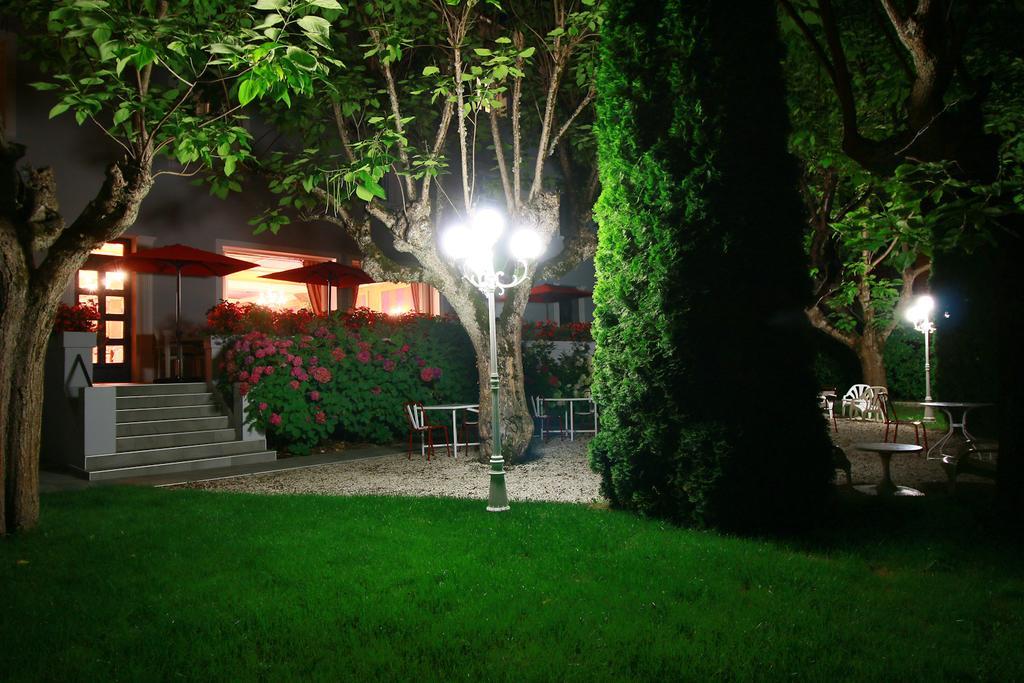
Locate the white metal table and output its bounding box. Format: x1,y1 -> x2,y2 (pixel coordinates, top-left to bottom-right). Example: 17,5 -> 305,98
420,403 -> 480,458
541,397 -> 598,441
852,442 -> 924,497
919,401 -> 994,460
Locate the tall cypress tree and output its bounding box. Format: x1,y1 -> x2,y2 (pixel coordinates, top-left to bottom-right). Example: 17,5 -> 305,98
589,0 -> 833,531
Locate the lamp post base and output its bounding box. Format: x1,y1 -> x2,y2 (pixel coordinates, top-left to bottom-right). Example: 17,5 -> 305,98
486,454 -> 510,512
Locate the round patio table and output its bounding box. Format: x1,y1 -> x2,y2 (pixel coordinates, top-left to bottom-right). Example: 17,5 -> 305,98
420,403 -> 479,458
853,442 -> 924,497
919,401 -> 993,461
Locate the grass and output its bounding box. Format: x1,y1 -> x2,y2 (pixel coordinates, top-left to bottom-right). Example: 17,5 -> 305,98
1,487 -> 1022,681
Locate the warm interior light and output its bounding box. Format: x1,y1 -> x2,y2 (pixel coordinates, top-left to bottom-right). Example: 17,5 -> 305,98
509,228 -> 543,261
389,306 -> 409,316
442,222 -> 472,261
472,207 -> 505,246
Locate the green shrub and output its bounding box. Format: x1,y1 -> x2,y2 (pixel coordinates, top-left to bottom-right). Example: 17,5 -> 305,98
883,325 -> 936,400
215,312 -> 477,453
589,0 -> 833,531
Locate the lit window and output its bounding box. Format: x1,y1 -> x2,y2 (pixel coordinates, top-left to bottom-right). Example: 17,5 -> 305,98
106,296 -> 125,315
78,270 -> 98,291
222,247 -> 329,311
104,270 -> 126,290
91,242 -> 125,257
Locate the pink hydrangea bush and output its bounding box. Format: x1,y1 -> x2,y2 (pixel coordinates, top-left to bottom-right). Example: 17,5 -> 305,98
214,310 -> 476,454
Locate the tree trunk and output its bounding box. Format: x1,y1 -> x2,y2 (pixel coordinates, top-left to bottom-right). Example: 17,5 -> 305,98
0,242 -> 89,532
856,331 -> 888,386
364,194 -> 564,466
0,149 -> 153,533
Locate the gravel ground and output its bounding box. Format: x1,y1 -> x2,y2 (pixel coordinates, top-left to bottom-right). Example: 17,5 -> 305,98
181,419 -> 992,502
181,438 -> 604,504
831,418 -> 992,490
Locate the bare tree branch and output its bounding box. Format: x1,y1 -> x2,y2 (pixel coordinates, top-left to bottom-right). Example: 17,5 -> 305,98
373,30 -> 418,200
528,46 -> 569,201
545,87 -> 594,158
330,101 -> 357,164
489,109 -> 514,209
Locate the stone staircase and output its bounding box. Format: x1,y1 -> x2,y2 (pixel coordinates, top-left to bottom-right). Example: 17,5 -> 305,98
82,382 -> 276,481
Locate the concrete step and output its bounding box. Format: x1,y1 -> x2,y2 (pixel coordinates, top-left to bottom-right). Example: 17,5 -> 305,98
84,449 -> 278,482
116,393 -> 215,410
116,404 -> 222,423
114,382 -> 209,397
116,428 -> 238,452
86,439 -> 270,471
116,416 -> 231,437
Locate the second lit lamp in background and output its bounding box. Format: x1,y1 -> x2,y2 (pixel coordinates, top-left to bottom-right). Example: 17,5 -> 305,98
905,294 -> 936,423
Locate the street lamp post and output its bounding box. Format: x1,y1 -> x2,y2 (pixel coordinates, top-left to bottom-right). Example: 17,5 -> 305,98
905,294 -> 936,422
441,208 -> 543,512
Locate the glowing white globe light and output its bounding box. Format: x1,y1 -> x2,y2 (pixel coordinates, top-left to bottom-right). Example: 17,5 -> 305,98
918,294 -> 935,312
905,304 -> 923,324
442,223 -> 472,261
473,207 -> 505,245
509,228 -> 543,261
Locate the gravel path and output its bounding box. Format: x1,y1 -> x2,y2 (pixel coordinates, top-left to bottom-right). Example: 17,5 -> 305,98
181,438 -> 604,504
831,418 -> 991,490
181,419 -> 991,502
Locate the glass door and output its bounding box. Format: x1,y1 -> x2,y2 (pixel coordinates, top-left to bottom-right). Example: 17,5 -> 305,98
76,240 -> 132,382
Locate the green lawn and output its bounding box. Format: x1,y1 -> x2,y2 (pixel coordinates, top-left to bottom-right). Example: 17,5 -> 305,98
1,487 -> 1022,681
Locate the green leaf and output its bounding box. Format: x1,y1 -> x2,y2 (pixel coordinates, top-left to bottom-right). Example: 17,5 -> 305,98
286,46 -> 317,70
253,0 -> 287,9
91,26 -> 111,48
48,102 -> 71,119
112,107 -> 132,126
519,46 -> 535,58
238,78 -> 260,105
355,184 -> 374,202
297,15 -> 331,45
30,82 -> 59,91
309,0 -> 342,7
422,65 -> 440,76
224,156 -> 237,176
474,48 -> 492,56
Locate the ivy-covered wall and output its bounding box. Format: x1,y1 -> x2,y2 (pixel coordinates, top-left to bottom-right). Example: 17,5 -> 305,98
589,0 -> 833,531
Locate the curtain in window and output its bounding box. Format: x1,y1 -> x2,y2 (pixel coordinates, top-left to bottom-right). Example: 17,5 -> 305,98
410,284 -> 421,313
302,260 -> 328,315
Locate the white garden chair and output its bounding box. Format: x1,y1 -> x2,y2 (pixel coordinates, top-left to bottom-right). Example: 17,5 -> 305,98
865,385 -> 888,422
841,384 -> 874,419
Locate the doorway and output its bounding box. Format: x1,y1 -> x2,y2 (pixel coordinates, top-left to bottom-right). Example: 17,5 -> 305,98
76,240 -> 132,382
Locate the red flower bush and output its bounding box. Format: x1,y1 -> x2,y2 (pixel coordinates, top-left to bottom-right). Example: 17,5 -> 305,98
521,320 -> 593,342
54,302 -> 100,333
214,311 -> 477,454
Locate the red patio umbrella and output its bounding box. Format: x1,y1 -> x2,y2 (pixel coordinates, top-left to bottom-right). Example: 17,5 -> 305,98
259,262 -> 374,315
497,283 -> 592,303
523,284 -> 592,303
106,244 -> 258,380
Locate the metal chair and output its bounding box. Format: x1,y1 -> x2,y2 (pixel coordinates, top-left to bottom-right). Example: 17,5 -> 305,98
403,402 -> 451,461
877,391 -> 928,449
529,396 -> 564,441
461,407 -> 480,451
